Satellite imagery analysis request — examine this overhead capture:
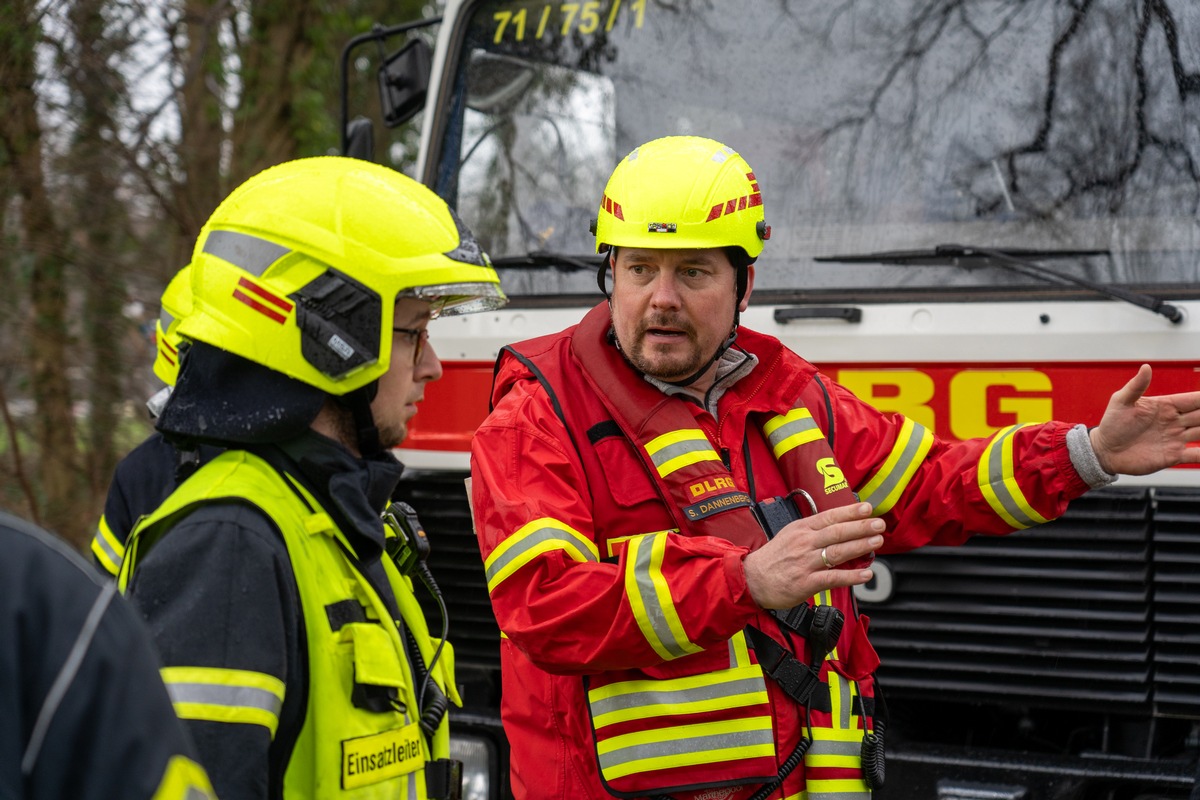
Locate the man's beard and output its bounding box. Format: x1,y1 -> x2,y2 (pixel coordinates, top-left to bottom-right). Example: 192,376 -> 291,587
625,314 -> 704,382
329,403 -> 405,455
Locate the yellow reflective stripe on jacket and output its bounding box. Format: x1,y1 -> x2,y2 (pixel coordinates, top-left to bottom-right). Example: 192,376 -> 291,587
805,728 -> 871,798
605,529 -> 678,558
979,424 -> 1050,529
150,754 -> 217,800
805,725 -> 866,770
484,517 -> 599,593
857,417 -> 934,515
161,666 -> 285,737
625,532 -> 703,660
644,429 -> 722,478
806,781 -> 871,799
596,715 -> 775,781
763,408 -> 824,459
91,516 -> 124,577
589,664 -> 770,728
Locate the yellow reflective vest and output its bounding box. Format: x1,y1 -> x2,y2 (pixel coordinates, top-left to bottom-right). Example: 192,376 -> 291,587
119,450 -> 458,799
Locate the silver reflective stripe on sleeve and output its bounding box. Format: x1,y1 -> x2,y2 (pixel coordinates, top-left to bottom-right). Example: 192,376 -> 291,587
979,424 -> 1049,529
625,532 -> 702,660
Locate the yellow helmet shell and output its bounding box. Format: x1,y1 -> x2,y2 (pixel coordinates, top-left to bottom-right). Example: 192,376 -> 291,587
178,156 -> 506,395
152,264 -> 194,385
594,136 -> 767,258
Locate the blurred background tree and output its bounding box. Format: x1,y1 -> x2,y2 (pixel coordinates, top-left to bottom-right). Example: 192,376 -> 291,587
0,0 -> 439,549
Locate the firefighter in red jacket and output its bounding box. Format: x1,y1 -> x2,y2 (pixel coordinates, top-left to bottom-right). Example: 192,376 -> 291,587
469,135 -> 1200,800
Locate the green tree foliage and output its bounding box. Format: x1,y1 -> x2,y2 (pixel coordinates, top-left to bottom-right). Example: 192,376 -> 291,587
0,0 -> 438,549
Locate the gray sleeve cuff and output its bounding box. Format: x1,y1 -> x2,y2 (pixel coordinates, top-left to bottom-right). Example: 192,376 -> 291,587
1066,423 -> 1117,489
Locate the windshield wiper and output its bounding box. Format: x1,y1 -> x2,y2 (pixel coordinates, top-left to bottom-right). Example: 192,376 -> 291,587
488,252 -> 604,272
814,244 -> 1183,323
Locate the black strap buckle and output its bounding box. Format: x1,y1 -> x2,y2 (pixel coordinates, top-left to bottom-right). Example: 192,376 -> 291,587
770,603 -> 844,657
746,627 -> 821,705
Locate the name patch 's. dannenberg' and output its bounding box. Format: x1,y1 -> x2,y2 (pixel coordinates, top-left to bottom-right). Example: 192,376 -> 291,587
684,490 -> 752,520
341,722 -> 423,789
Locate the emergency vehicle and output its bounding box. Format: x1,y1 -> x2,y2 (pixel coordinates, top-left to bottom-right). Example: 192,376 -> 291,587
347,1 -> 1200,796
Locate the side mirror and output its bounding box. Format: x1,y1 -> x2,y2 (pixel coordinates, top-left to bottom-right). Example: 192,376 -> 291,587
378,38 -> 432,128
344,116 -> 375,161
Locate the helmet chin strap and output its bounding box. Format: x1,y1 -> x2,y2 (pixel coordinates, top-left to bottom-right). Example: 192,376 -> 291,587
661,324 -> 739,388
336,383 -> 384,458
605,245 -> 751,389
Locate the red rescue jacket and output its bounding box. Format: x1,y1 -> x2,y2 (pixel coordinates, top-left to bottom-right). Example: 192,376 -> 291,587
470,302 -> 1088,799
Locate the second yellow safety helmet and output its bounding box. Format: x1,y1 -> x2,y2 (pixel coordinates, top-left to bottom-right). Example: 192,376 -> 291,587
152,265 -> 193,386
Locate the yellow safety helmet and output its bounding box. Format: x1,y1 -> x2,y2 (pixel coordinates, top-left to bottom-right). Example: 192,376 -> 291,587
593,136 -> 769,258
178,156 -> 506,396
152,265 -> 193,386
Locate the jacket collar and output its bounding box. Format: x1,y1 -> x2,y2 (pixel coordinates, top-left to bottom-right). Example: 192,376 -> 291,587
272,430 -> 405,555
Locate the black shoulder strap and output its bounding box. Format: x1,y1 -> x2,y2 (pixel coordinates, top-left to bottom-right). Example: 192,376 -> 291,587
812,373 -> 835,449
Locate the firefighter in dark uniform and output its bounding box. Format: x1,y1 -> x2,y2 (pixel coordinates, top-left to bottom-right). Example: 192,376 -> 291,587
1,509 -> 215,799
92,264 -> 222,578
118,156 -> 507,800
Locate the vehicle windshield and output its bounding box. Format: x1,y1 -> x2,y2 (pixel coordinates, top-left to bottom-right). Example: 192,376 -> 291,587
431,0 -> 1200,298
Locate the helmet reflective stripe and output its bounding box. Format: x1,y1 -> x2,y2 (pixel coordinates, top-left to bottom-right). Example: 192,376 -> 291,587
202,229 -> 290,277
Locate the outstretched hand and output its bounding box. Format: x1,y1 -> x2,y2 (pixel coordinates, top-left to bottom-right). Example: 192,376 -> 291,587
1090,364 -> 1200,476
743,502 -> 881,610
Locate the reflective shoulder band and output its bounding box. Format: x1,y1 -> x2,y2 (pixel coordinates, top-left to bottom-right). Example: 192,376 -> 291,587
161,666 -> 286,738
857,417 -> 933,515
763,408 -> 823,459
91,516 -> 125,577
644,429 -> 722,478
978,424 -> 1049,529
484,517 -> 599,593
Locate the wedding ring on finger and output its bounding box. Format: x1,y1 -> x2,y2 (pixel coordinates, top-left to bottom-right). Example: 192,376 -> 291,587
820,547 -> 834,569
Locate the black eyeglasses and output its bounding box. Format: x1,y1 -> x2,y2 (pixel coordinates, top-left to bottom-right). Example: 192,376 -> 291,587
392,327 -> 430,366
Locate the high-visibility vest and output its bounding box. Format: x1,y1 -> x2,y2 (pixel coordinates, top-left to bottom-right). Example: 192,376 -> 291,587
119,450 -> 458,799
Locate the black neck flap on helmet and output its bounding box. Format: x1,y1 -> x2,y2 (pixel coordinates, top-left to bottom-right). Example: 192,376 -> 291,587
156,342 -> 327,447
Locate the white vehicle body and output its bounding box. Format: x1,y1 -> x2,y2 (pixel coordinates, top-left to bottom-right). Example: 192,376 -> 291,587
382,1 -> 1200,796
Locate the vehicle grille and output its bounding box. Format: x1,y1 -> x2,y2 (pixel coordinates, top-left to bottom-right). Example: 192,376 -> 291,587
866,486 -> 1200,719
1150,488 -> 1200,718
401,474 -> 1200,719
402,471 -> 503,668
